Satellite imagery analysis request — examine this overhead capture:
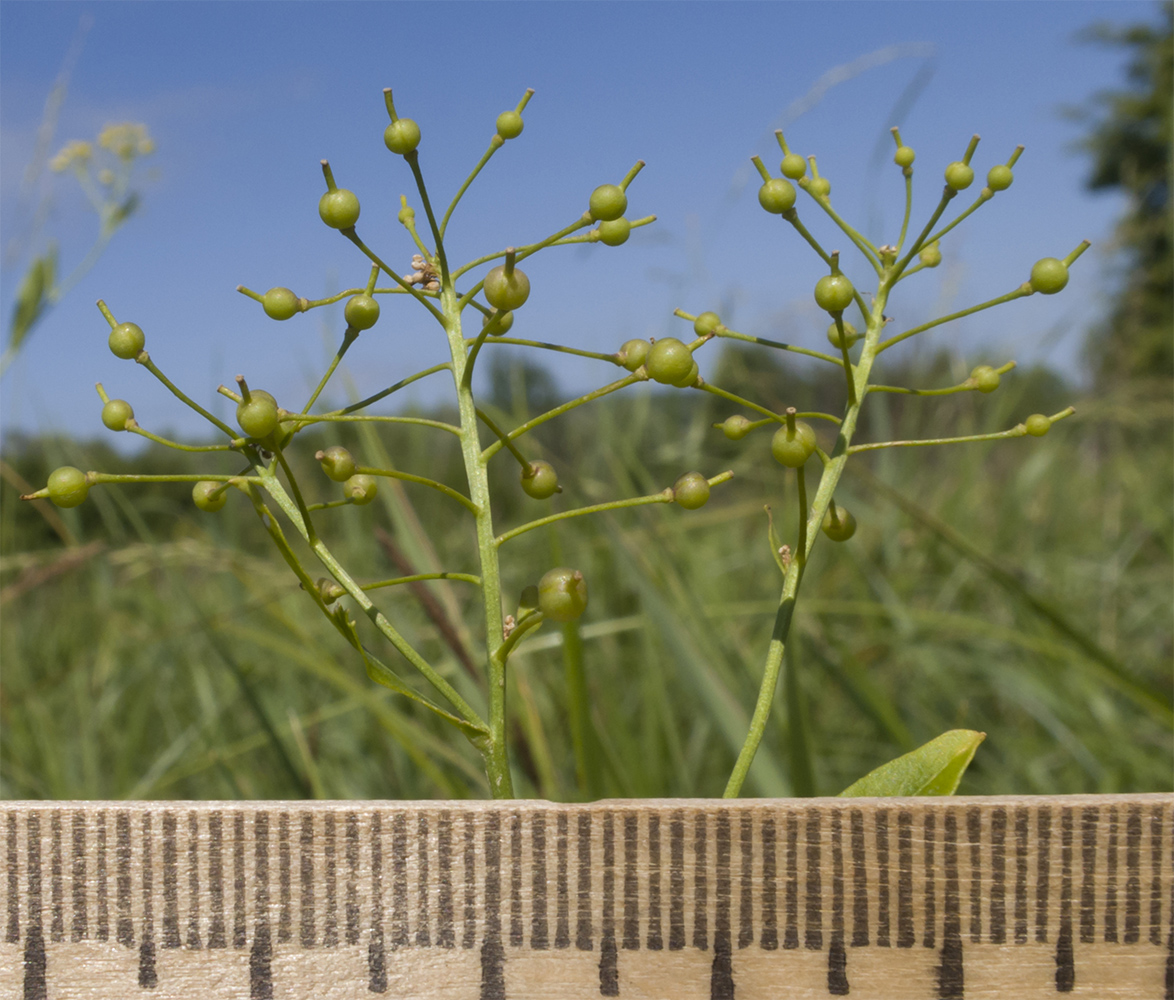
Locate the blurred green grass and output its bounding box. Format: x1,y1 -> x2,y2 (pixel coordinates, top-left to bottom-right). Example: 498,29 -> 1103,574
2,349 -> 1170,800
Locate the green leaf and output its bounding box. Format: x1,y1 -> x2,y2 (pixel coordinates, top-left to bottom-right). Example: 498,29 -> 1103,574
837,729 -> 986,797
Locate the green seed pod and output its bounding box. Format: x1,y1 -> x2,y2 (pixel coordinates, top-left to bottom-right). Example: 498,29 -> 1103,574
483,264 -> 531,311
521,460 -> 559,500
970,365 -> 1001,394
383,118 -> 421,154
821,503 -> 857,542
262,287 -> 300,321
598,217 -> 631,246
1029,258 -> 1068,295
693,311 -> 721,337
721,414 -> 752,440
944,162 -> 974,191
315,577 -> 346,604
318,188 -> 360,229
483,310 -> 515,336
672,471 -> 710,510
771,421 -> 816,468
588,184 -> 627,222
814,273 -> 854,313
101,399 -> 134,431
810,177 -> 831,197
397,204 -> 416,225
758,178 -> 797,214
670,359 -> 700,388
986,164 -> 1013,191
645,337 -> 693,385
619,338 -> 650,371
780,153 -> 807,179
344,473 -> 378,505
894,146 -> 916,168
919,242 -> 942,268
47,466 -> 89,508
517,585 -> 540,619
344,293 -> 380,330
1024,413 -> 1051,437
192,480 -> 228,513
236,389 -> 280,439
537,567 -> 588,623
109,322 -> 145,360
496,111 -> 524,140
316,445 -> 357,482
826,321 -> 859,350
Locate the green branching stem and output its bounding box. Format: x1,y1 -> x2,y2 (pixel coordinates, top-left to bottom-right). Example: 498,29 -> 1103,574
923,189 -> 994,249
466,335 -> 624,366
357,465 -> 479,514
341,229 -> 445,322
302,327 -> 360,413
869,361 -> 1016,396
812,199 -> 882,274
894,187 -> 956,275
897,173 -> 914,252
709,325 -> 844,368
877,286 -> 1033,353
403,150 -> 450,284
138,354 -> 239,439
286,413 -> 462,437
476,408 -> 531,470
441,141 -> 502,240
334,363 -> 452,415
363,572 -> 482,591
496,471 -> 734,547
848,408 -> 1075,453
126,425 -> 241,452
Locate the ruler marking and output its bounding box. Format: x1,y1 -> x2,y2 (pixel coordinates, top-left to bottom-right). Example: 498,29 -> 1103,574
1056,807 -> 1075,993
70,810 -> 87,944
299,811 -> 315,948
438,810 -> 454,948
1151,805 -> 1165,947
711,809 -> 734,999
875,809 -> 890,948
161,811 -> 179,948
555,812 -> 570,948
249,812 -> 273,999
185,811 -> 201,950
369,810 -> 387,992
49,811 -> 63,944
416,813 -> 431,947
345,811 -> 360,946
576,812 -> 593,950
208,811 -> 225,948
784,812 -> 799,950
1035,807 -> 1051,944
937,810 -> 963,1000
1104,806 -> 1119,943
392,811 -> 408,948
1014,807 -> 1029,945
6,813 -> 17,943
693,809 -> 708,951
922,813 -> 935,949
828,809 -> 848,995
1166,820 -> 1173,1000
967,806 -> 981,944
23,812 -> 47,1000
138,813 -> 157,987
738,810 -> 753,950
647,812 -> 663,951
669,810 -> 685,950
805,808 -> 822,950
277,812 -> 291,945
623,811 -> 639,951
323,811 -> 338,948
897,811 -> 914,948
483,811 -> 506,1000
115,810 -> 133,947
600,811 -> 618,995
510,811 -> 524,948
990,807 -> 1007,944
233,812 -> 247,949
1125,805 -> 1142,943
1080,806 -> 1097,944
531,811 -> 548,949
761,815 -> 778,950
850,808 -> 868,948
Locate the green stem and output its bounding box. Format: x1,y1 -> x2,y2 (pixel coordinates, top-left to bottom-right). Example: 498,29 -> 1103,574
302,327 -> 359,413
893,187 -> 956,276
896,174 -> 913,253
288,413 -> 462,437
476,408 -> 531,470
441,141 -> 501,239
138,355 -> 239,438
712,325 -> 844,368
364,572 -> 481,591
563,619 -> 597,799
848,407 -> 1075,452
126,426 -> 241,452
877,287 -> 1033,353
341,229 -> 445,322
333,363 -> 451,415
466,336 -> 624,365
358,465 -> 479,514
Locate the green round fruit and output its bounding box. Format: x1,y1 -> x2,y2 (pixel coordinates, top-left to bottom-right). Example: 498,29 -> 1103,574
645,338 -> 693,385
109,322 -> 145,360
483,264 -> 531,311
721,414 -> 752,440
671,359 -> 700,388
826,320 -> 859,350
1029,258 -> 1068,295
810,177 -> 831,197
383,118 -> 421,154
344,474 -> 378,504
598,217 -> 631,246
619,338 -> 650,371
47,466 -> 89,508
344,293 -> 380,330
101,399 -> 134,431
192,480 -> 228,513
318,188 -> 360,229
588,184 -> 627,222
672,471 -> 710,510
970,365 -> 1001,394
483,310 -> 514,336
537,567 -> 588,622
821,503 -> 857,541
236,389 -> 280,439
496,111 -> 524,140
986,164 -> 1013,191
521,460 -> 559,499
771,421 -> 816,468
919,243 -> 942,268
316,445 -> 357,482
262,287 -> 300,321
814,273 -> 854,313
693,311 -> 721,336
758,178 -> 796,214
1024,413 -> 1051,437
780,153 -> 807,179
894,146 -> 916,168
944,162 -> 974,191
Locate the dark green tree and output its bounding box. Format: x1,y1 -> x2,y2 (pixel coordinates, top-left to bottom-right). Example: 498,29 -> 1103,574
1079,2 -> 1172,383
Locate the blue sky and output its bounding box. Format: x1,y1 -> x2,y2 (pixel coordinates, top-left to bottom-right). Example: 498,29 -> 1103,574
0,1 -> 1159,444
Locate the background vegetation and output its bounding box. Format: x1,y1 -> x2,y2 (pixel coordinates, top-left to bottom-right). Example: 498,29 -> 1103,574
2,9 -> 1170,802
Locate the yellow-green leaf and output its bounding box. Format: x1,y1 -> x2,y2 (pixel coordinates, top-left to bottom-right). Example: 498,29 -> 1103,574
838,729 -> 986,797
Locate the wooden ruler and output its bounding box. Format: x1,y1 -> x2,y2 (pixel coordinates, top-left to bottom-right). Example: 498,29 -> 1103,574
2,795 -> 1170,999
